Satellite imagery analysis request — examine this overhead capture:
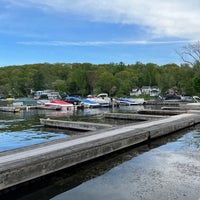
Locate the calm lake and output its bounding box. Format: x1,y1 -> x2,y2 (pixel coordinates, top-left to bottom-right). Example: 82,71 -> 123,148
0,105 -> 144,152
1,105 -> 200,200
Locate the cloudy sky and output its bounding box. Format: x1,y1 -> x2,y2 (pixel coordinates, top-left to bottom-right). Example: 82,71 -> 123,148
0,0 -> 200,66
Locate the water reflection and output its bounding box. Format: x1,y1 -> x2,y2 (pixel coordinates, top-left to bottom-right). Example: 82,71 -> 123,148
50,126 -> 200,200
177,129 -> 200,150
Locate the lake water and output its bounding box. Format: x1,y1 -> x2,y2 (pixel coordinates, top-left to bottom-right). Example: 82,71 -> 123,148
1,105 -> 200,200
0,105 -> 145,152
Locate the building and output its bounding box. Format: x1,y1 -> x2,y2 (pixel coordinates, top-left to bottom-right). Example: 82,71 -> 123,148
149,86 -> 161,97
13,98 -> 37,106
130,86 -> 161,97
141,86 -> 152,95
34,90 -> 61,100
130,88 -> 142,96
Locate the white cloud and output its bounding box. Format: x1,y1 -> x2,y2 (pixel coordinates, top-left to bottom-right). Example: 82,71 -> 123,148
17,39 -> 197,47
5,0 -> 200,40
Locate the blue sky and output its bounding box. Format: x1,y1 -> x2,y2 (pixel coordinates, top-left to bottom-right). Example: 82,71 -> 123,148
1,0 -> 200,67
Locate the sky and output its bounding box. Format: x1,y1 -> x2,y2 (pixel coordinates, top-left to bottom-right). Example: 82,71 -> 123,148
0,0 -> 200,67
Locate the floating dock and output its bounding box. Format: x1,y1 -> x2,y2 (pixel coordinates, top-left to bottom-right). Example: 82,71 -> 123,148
137,109 -> 186,115
1,113 -> 200,191
40,118 -> 113,131
0,107 -> 20,113
103,113 -> 165,121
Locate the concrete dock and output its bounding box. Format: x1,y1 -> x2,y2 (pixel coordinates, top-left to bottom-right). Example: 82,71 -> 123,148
40,113 -> 165,131
137,109 -> 186,115
1,113 -> 200,191
0,107 -> 20,113
40,118 -> 113,131
103,113 -> 165,121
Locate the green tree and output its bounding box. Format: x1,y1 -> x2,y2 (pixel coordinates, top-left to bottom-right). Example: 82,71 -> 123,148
33,70 -> 46,91
52,79 -> 66,93
193,77 -> 200,94
115,70 -> 132,96
67,64 -> 88,96
95,71 -> 119,96
179,64 -> 194,95
192,61 -> 200,94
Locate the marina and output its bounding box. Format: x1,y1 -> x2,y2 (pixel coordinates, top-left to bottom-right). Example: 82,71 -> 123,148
0,106 -> 200,191
0,102 -> 200,199
1,2 -> 200,199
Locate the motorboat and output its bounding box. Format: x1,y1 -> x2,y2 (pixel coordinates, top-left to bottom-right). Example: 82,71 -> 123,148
87,93 -> 113,107
117,98 -> 145,105
81,99 -> 100,108
117,98 -> 138,105
187,102 -> 200,106
45,100 -> 74,111
127,98 -> 145,105
164,94 -> 182,101
186,96 -> 200,106
65,96 -> 82,105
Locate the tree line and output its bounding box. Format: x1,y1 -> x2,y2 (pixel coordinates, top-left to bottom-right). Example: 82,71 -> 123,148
0,61 -> 200,98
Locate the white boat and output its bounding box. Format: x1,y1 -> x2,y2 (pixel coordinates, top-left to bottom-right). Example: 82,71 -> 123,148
45,100 -> 74,111
187,102 -> 200,106
116,98 -> 136,106
117,98 -> 145,105
81,99 -> 100,108
87,93 -> 113,107
186,96 -> 200,106
37,99 -> 50,105
129,98 -> 145,105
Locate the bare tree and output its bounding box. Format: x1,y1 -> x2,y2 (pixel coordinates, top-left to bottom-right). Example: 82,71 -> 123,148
178,41 -> 200,66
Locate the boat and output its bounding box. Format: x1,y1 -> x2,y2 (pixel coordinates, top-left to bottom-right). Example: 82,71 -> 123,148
6,98 -> 15,102
193,96 -> 200,102
45,100 -> 74,111
164,94 -> 182,102
37,99 -> 50,105
87,93 -> 113,107
129,98 -> 145,105
187,102 -> 200,106
116,98 -> 145,106
186,96 -> 200,106
81,99 -> 100,108
13,98 -> 37,106
65,96 -> 82,105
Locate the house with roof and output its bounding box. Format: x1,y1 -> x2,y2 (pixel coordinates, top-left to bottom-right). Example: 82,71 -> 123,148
150,86 -> 161,96
130,88 -> 142,96
130,86 -> 161,97
141,86 -> 161,96
141,86 -> 151,95
34,90 -> 61,100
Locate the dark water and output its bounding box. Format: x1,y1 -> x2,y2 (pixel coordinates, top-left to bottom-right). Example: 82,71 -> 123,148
1,106 -> 200,200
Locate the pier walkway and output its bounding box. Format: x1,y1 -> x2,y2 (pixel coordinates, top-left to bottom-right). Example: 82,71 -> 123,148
1,113 -> 200,191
